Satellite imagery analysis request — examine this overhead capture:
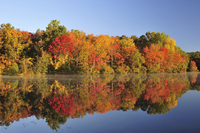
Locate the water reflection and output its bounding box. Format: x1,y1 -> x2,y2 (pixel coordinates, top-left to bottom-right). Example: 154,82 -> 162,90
0,73 -> 199,130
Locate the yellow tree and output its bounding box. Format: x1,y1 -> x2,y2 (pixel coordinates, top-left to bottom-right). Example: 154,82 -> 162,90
120,38 -> 146,73
0,23 -> 31,61
163,37 -> 176,53
92,35 -> 120,73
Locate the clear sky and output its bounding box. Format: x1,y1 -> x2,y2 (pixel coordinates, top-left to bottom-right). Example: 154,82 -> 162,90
0,0 -> 199,52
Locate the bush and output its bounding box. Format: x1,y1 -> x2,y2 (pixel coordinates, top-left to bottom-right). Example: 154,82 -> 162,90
115,65 -> 130,74
189,61 -> 198,72
100,66 -> 115,74
0,63 -> 5,75
33,52 -> 50,75
5,63 -> 19,75
140,66 -> 147,73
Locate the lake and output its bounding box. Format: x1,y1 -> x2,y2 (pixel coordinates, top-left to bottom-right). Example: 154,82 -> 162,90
0,72 -> 200,133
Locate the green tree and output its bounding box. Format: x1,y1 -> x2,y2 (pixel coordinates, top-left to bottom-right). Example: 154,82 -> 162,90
42,20 -> 69,51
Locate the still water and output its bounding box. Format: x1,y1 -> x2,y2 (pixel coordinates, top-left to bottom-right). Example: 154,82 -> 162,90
0,73 -> 200,133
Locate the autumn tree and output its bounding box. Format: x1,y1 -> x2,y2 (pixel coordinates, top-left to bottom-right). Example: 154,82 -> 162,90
42,20 -> 69,51
27,29 -> 44,58
0,23 -> 31,61
143,44 -> 164,73
189,61 -> 198,72
48,34 -> 74,70
187,51 -> 200,71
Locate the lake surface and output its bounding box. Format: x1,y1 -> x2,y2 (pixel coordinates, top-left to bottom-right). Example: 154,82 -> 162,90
0,73 -> 200,133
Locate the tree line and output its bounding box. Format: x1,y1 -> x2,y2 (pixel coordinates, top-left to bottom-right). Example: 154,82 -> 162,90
0,20 -> 198,75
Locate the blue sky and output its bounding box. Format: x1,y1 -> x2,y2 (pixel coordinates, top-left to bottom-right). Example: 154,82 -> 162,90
0,0 -> 199,52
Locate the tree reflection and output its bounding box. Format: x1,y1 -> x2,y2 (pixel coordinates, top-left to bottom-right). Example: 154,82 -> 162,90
0,73 -> 199,130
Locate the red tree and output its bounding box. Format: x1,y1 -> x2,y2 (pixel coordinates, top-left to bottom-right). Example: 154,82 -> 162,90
48,34 -> 74,59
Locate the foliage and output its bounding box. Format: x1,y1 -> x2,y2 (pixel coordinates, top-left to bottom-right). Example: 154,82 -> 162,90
19,57 -> 34,75
4,63 -> 19,75
115,65 -> 131,74
42,20 -> 69,51
100,66 -> 115,74
33,51 -> 50,74
0,24 -> 31,61
0,21 -> 194,74
187,51 -> 200,71
189,61 -> 198,72
47,34 -> 74,72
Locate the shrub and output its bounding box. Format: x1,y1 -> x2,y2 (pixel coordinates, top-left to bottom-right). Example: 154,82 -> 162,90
115,65 -> 130,74
189,61 -> 198,72
100,66 -> 115,74
5,63 -> 19,75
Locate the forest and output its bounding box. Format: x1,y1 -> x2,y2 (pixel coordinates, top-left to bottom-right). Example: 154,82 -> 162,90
0,20 -> 199,75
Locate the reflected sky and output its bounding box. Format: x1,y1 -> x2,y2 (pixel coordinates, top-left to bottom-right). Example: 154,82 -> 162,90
0,73 -> 200,133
